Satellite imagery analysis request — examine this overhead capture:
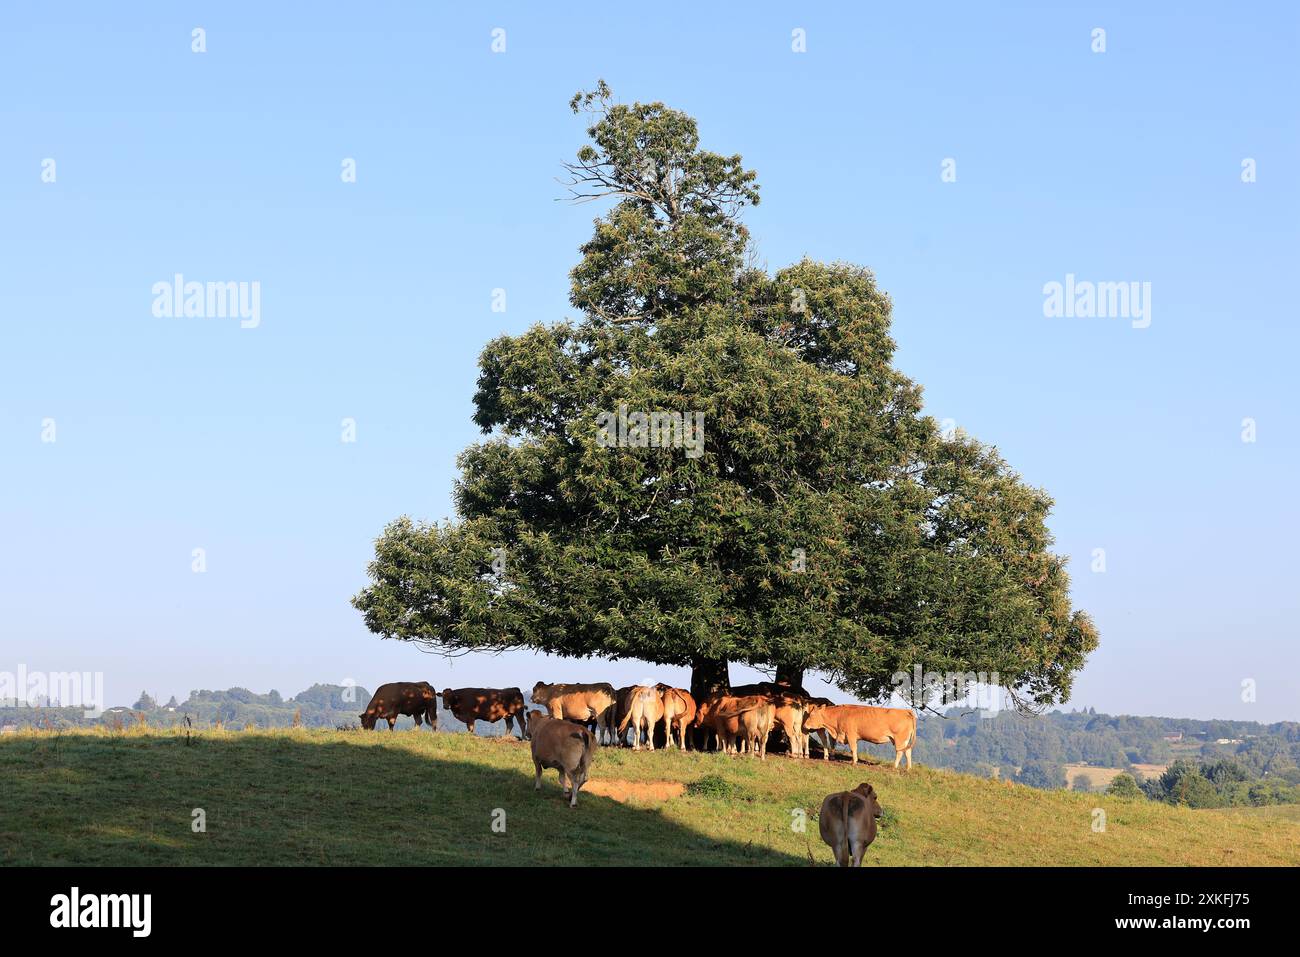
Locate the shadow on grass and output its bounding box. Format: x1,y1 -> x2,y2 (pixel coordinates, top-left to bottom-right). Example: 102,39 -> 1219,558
0,733 -> 805,867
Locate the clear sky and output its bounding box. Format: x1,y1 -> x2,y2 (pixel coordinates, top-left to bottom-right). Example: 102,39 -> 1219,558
2,2 -> 1296,722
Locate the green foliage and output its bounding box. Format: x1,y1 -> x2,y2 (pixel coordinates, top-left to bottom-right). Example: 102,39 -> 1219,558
352,83 -> 1099,707
685,773 -> 751,800
1106,773 -> 1144,799
1016,760 -> 1066,790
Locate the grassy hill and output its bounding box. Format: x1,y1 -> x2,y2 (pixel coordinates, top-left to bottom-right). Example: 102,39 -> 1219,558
3,727 -> 1297,866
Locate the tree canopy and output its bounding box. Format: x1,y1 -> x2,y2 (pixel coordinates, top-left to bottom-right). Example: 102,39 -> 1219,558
352,82 -> 1098,707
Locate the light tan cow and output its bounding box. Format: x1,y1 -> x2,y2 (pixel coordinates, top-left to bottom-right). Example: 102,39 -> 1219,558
771,695 -> 808,758
819,782 -> 883,866
735,701 -> 775,760
616,685 -> 665,751
527,711 -> 596,807
803,704 -> 916,769
658,685 -> 696,750
531,681 -> 618,745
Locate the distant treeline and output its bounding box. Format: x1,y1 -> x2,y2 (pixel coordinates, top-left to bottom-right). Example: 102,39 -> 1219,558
912,707 -> 1300,806
1,684 -> 377,732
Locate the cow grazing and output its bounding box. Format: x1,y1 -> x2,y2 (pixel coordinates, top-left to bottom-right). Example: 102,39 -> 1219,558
803,704 -> 916,768
440,687 -> 527,739
819,782 -> 883,867
616,686 -> 665,751
531,681 -> 618,746
527,711 -> 596,807
659,686 -> 696,750
360,681 -> 437,731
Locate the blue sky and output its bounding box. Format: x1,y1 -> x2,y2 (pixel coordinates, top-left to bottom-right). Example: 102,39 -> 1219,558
2,2 -> 1296,722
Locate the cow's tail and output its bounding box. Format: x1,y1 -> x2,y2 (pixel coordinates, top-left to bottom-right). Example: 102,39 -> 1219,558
905,710 -> 917,750
841,791 -> 853,862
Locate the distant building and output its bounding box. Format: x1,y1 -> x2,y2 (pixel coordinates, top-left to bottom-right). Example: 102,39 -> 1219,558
1162,732 -> 1183,742
1215,738 -> 1243,745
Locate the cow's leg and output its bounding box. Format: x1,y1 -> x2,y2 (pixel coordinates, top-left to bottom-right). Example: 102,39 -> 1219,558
466,720 -> 475,735
387,716 -> 396,730
534,760 -> 543,791
646,717 -> 656,751
820,730 -> 829,760
893,745 -> 902,769
905,746 -> 913,770
505,715 -> 515,738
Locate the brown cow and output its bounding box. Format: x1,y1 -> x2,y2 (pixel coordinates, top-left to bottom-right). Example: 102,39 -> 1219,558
693,695 -> 741,753
616,686 -> 665,751
440,687 -> 527,740
804,704 -> 916,768
659,686 -> 696,750
531,682 -> 617,745
696,694 -> 772,756
527,711 -> 596,807
610,685 -> 637,747
819,782 -> 883,866
360,681 -> 437,731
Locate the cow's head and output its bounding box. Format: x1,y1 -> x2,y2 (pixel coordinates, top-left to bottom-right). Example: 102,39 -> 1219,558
803,705 -> 827,731
854,782 -> 883,820
530,682 -> 549,703
440,688 -> 457,708
359,712 -> 376,730
526,709 -> 547,735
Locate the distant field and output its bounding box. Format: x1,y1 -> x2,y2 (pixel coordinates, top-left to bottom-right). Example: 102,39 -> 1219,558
2,728 -> 1296,866
1063,763 -> 1169,791
1064,764 -> 1124,790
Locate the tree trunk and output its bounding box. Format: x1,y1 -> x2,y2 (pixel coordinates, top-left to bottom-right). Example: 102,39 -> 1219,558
774,663 -> 804,691
690,657 -> 730,702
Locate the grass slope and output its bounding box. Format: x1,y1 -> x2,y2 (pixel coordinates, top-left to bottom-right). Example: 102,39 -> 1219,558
3,728 -> 1296,866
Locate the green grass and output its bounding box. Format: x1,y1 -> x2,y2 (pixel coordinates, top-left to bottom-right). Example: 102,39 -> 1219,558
3,727 -> 1297,866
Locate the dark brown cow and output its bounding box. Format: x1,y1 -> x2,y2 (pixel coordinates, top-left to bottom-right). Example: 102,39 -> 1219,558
440,687 -> 528,739
360,681 -> 437,731
528,711 -> 596,807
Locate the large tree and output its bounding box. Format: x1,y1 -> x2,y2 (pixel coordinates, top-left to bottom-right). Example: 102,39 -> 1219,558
353,82 -> 1097,707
